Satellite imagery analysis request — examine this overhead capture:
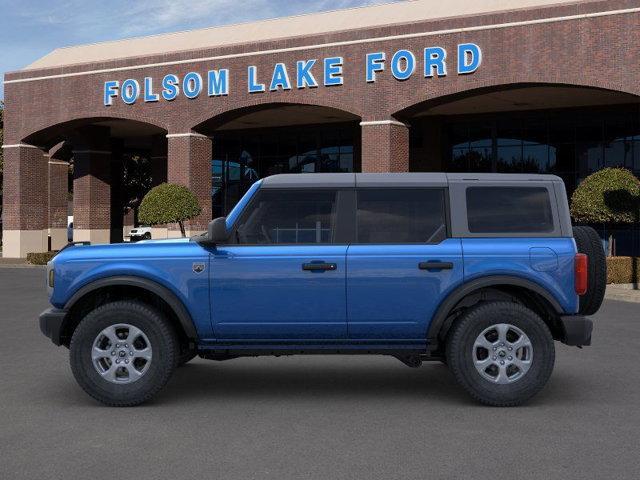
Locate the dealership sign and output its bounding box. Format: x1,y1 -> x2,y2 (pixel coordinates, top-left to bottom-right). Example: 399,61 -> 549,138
103,43 -> 481,106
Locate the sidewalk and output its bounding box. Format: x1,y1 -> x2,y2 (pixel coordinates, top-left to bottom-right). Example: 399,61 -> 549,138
605,284 -> 640,303
0,258 -> 40,268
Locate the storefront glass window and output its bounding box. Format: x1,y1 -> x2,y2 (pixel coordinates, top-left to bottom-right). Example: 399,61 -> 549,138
212,122 -> 357,217
439,105 -> 640,196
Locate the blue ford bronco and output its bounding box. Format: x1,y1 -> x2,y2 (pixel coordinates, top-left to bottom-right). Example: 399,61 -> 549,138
39,173 -> 606,407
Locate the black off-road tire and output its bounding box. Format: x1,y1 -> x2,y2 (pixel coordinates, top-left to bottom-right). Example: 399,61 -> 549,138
572,226 -> 606,316
70,300 -> 177,407
446,301 -> 555,407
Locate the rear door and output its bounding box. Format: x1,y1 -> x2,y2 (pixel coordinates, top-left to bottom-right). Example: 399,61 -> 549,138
210,188 -> 351,340
346,187 -> 464,341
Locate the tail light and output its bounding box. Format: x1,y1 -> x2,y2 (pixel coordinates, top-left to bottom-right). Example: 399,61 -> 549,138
575,253 -> 588,295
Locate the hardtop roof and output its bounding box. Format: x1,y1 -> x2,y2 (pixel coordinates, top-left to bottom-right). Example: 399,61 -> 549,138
260,172 -> 563,188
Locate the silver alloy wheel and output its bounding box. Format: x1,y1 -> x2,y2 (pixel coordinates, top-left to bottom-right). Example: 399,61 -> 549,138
91,324 -> 153,384
472,323 -> 533,384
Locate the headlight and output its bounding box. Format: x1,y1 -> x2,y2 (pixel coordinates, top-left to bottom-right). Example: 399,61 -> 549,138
48,268 -> 55,288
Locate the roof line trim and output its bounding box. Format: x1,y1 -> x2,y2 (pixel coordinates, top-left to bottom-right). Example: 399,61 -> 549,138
1,143 -> 42,149
4,6 -> 639,85
165,133 -> 212,139
360,120 -> 409,127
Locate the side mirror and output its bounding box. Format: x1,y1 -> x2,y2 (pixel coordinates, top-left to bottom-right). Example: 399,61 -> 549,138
207,217 -> 229,244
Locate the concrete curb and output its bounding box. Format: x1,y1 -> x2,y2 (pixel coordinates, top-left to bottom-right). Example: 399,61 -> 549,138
605,285 -> 640,303
0,264 -> 44,269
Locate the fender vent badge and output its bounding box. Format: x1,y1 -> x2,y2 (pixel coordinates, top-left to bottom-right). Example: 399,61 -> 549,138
192,262 -> 206,274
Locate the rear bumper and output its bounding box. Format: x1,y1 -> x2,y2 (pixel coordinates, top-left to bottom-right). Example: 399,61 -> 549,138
39,308 -> 67,346
559,315 -> 593,346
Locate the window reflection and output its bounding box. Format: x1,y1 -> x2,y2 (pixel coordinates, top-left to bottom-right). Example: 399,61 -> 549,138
444,106 -> 640,195
212,123 -> 357,217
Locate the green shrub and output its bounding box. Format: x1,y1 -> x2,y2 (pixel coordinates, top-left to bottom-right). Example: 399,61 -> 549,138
138,183 -> 202,237
607,257 -> 640,284
27,251 -> 57,265
570,168 -> 640,224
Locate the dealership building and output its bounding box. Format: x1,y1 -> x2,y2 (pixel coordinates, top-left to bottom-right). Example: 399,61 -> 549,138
3,0 -> 640,257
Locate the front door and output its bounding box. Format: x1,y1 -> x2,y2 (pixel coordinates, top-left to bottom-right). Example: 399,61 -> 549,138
346,188 -> 464,341
210,188 -> 350,341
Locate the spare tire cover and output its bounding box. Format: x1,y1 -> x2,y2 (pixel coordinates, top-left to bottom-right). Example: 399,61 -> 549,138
572,226 -> 607,316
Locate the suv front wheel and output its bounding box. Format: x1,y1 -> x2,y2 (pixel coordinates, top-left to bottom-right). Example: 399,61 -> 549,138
70,300 -> 177,407
446,301 -> 555,407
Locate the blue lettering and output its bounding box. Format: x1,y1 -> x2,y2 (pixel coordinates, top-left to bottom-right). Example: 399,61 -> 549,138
390,50 -> 415,81
270,63 -> 291,91
183,72 -> 203,99
366,52 -> 385,82
457,43 -> 482,74
161,74 -> 179,101
296,60 -> 318,89
324,57 -> 343,86
208,69 -> 229,96
103,80 -> 119,106
248,66 -> 265,93
424,47 -> 447,77
121,79 -> 140,104
143,77 -> 159,102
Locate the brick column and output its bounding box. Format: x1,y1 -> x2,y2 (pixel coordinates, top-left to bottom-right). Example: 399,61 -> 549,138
166,133 -> 212,236
48,159 -> 69,250
360,120 -> 410,173
71,127 -> 112,244
48,143 -> 71,250
72,149 -> 112,243
2,144 -> 49,257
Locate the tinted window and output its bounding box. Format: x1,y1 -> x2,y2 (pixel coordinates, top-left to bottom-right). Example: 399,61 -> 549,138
235,189 -> 338,244
357,189 -> 447,243
466,187 -> 554,233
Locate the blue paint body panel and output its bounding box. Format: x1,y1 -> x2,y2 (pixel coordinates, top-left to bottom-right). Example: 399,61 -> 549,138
49,238 -> 214,338
346,240 -> 464,339
462,238 -> 578,314
209,245 -> 348,340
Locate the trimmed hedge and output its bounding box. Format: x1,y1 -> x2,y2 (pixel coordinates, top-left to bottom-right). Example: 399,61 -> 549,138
607,256 -> 640,284
27,251 -> 57,265
570,168 -> 640,224
139,183 -> 202,237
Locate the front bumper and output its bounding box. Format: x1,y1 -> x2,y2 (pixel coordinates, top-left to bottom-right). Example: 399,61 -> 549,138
559,315 -> 593,346
39,308 -> 67,346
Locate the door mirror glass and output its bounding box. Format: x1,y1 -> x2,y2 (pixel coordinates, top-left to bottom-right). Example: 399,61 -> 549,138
208,217 -> 229,244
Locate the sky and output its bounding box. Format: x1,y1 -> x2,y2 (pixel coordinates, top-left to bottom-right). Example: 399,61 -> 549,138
0,0 -> 400,100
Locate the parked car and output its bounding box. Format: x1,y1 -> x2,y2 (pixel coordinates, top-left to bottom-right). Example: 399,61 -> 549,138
67,216 -> 73,243
39,173 -> 606,407
129,226 -> 152,242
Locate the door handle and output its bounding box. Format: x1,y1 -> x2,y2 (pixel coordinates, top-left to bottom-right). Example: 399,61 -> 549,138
302,262 -> 337,271
419,261 -> 454,270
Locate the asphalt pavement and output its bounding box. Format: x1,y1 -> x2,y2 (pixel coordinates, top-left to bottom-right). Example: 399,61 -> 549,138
1,267 -> 639,480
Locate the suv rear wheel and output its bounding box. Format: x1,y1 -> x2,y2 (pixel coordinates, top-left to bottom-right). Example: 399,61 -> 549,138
446,301 -> 555,407
70,300 -> 177,407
